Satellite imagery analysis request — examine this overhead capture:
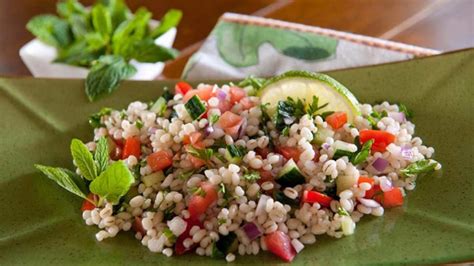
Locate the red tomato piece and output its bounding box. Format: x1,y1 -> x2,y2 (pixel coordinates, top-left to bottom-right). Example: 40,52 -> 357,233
264,231 -> 297,262
359,129 -> 396,152
189,155 -> 206,168
81,193 -> 97,211
175,81 -> 193,95
358,176 -> 375,186
229,86 -> 246,103
375,187 -> 404,208
325,111 -> 347,129
183,85 -> 213,103
132,217 -> 146,235
147,150 -> 173,172
218,111 -> 242,128
365,184 -> 381,199
188,182 -> 218,219
122,136 -> 141,159
240,97 -> 254,110
302,190 -> 333,207
175,218 -> 203,255
277,146 -> 302,162
217,100 -> 233,113
256,147 -> 270,159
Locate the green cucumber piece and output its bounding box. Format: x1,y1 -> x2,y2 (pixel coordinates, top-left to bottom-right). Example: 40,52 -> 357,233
276,159 -> 306,187
274,190 -> 299,207
314,127 -> 334,145
224,144 -> 245,164
150,97 -> 167,116
211,232 -> 238,258
184,95 -> 206,120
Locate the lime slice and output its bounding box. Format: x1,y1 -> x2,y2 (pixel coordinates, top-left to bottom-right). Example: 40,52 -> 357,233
259,71 -> 360,122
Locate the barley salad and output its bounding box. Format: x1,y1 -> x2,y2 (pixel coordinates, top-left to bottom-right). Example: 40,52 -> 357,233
36,71 -> 441,262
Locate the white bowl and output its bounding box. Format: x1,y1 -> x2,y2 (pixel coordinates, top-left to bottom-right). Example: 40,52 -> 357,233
19,25 -> 177,80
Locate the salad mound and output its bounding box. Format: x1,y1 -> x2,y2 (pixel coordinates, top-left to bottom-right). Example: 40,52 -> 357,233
36,71 -> 441,262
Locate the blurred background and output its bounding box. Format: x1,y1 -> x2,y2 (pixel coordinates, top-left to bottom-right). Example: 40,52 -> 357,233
1,0 -> 473,78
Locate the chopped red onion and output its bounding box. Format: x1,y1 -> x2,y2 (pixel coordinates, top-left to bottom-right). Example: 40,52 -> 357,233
388,112 -> 406,123
372,157 -> 388,172
204,126 -> 214,136
148,127 -> 157,134
358,197 -> 381,208
322,143 -> 330,150
400,146 -> 414,160
237,117 -> 248,139
216,90 -> 227,101
379,176 -> 393,192
241,222 -> 262,241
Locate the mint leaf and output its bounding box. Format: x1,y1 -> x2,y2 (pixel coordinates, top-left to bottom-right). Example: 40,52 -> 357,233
131,38 -> 179,63
35,164 -> 88,200
26,15 -> 72,48
71,138 -> 97,181
95,137 -> 109,175
85,55 -> 136,101
68,14 -> 90,39
84,32 -> 109,51
57,0 -> 87,19
104,0 -> 129,29
91,4 -> 113,38
401,159 -> 437,177
112,7 -> 151,59
89,160 -> 135,204
150,9 -> 182,38
55,39 -> 101,67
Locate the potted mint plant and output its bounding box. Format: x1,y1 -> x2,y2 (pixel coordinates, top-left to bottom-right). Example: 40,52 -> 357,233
20,0 -> 182,101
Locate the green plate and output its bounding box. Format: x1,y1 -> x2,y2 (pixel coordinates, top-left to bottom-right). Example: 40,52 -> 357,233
1,49 -> 473,265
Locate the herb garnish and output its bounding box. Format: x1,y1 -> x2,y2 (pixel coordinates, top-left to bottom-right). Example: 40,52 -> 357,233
26,0 -> 182,101
401,159 -> 437,177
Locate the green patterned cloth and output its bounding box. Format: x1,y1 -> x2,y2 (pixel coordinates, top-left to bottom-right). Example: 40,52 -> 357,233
182,13 -> 439,80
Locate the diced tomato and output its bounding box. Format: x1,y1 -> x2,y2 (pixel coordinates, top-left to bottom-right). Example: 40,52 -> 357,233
189,155 -> 206,168
256,147 -> 270,159
359,129 -> 396,152
218,100 -> 233,113
175,81 -> 193,95
277,146 -> 301,162
122,136 -> 141,159
302,190 -> 333,207
264,231 -> 296,262
175,218 -> 203,255
183,85 -> 213,103
240,97 -> 254,110
81,193 -> 97,211
132,217 -> 146,235
188,182 -> 218,219
375,187 -> 404,208
218,111 -> 243,137
147,150 -> 173,172
325,111 -> 347,129
229,86 -> 246,103
257,169 -> 274,184
183,132 -> 203,146
365,184 -> 381,199
358,176 -> 375,186
106,137 -> 122,160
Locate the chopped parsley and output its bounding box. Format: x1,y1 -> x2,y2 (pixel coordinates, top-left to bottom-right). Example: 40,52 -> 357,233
135,119 -> 144,129
210,114 -> 220,124
89,107 -> 112,128
275,96 -> 329,130
218,218 -> 227,225
237,76 -> 267,91
243,171 -> 260,182
190,186 -> 207,197
398,103 -> 413,120
401,159 -> 437,177
337,207 -> 349,216
281,126 -> 290,136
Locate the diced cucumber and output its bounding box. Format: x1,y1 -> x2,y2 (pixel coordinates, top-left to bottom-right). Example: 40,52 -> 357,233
211,232 -> 238,258
274,190 -> 299,207
184,95 -> 206,120
314,127 -> 334,145
224,144 -> 245,164
336,174 -> 358,194
276,159 -> 306,187
150,97 -> 167,116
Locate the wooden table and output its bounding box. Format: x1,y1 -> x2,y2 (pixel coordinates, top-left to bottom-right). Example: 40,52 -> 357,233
0,0 -> 473,78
